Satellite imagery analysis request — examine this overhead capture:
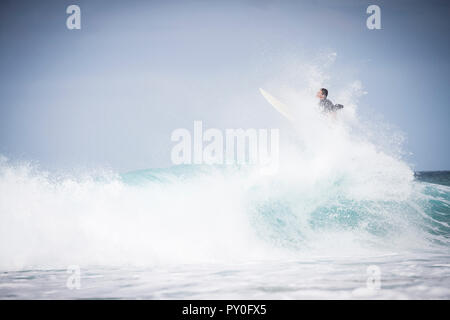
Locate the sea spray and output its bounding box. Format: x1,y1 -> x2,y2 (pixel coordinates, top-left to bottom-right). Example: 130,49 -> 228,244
0,57 -> 448,271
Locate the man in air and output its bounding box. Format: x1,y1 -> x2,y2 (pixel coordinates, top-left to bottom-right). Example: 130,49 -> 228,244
316,88 -> 343,114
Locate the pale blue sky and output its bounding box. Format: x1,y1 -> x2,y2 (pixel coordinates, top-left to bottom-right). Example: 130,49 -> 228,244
0,0 -> 449,171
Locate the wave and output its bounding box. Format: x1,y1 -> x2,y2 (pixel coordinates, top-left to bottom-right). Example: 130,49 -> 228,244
0,151 -> 448,270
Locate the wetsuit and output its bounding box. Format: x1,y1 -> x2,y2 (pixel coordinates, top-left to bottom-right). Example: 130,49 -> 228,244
319,98 -> 336,112
319,98 -> 343,113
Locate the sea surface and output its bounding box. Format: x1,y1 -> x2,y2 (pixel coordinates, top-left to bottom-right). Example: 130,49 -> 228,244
0,162 -> 449,299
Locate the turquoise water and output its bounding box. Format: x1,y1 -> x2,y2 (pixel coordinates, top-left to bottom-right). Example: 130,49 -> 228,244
0,163 -> 448,299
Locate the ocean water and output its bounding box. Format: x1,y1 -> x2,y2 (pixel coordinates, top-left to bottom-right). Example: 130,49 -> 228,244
0,84 -> 449,299
0,160 -> 449,299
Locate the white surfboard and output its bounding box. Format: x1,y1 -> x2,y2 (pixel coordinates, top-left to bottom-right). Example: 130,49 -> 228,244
259,88 -> 295,122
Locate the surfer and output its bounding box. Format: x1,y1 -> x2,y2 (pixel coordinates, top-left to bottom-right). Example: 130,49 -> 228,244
316,88 -> 343,114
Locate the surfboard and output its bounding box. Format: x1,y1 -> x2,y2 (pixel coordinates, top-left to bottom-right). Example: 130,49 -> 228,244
259,88 -> 295,122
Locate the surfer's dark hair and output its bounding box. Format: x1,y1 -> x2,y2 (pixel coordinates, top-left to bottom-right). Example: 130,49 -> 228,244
321,88 -> 328,97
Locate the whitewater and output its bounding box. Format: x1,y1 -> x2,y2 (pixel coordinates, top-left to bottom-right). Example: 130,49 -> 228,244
0,74 -> 449,299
